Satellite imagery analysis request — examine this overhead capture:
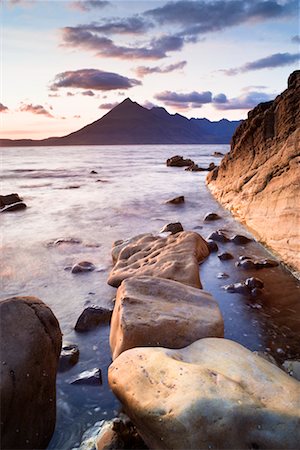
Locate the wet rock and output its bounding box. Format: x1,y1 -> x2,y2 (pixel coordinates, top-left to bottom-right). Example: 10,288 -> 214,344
204,212 -> 221,221
223,282 -> 250,294
58,344 -> 79,372
70,368 -> 102,386
108,231 -> 210,289
96,415 -> 148,450
184,163 -> 203,171
109,338 -> 300,450
166,155 -> 194,167
0,296 -> 62,449
75,306 -> 112,332
250,287 -> 264,298
236,259 -> 257,270
0,193 -> 27,212
245,277 -> 264,289
217,272 -> 229,279
282,360 -> 300,381
90,170 -> 98,174
71,261 -> 96,274
206,240 -> 218,252
236,257 -> 279,270
160,222 -> 184,234
231,234 -> 252,244
110,276 -> 224,360
48,237 -> 82,247
165,195 -> 185,204
208,162 -> 217,171
212,151 -> 224,157
257,258 -> 279,268
0,202 -> 27,212
207,230 -> 230,243
218,252 -> 234,261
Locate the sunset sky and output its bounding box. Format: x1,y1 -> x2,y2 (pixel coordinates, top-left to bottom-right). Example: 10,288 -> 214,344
1,0 -> 299,139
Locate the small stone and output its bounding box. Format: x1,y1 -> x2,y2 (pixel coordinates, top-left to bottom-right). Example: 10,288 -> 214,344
223,282 -> 250,294
245,277 -> 264,289
204,213 -> 221,222
236,259 -> 256,270
58,344 -> 79,372
218,252 -> 234,261
207,230 -> 230,243
90,170 -> 98,174
75,306 -> 112,332
231,234 -> 252,245
71,261 -> 96,274
166,155 -> 194,167
70,368 -> 102,385
0,202 -> 27,213
160,222 -> 184,234
217,272 -> 229,279
257,258 -> 279,268
212,151 -> 224,157
165,196 -> 185,205
207,240 -> 218,252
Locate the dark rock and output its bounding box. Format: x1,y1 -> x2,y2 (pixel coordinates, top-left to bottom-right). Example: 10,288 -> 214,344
207,230 -> 230,243
204,212 -> 221,222
166,155 -> 194,167
237,256 -> 279,270
70,368 -> 102,385
245,277 -> 264,289
207,240 -> 218,252
75,306 -> 112,332
165,195 -> 185,205
218,252 -> 234,261
223,282 -> 250,295
160,222 -> 184,234
0,296 -> 62,449
230,234 -> 252,245
47,237 -> 82,247
208,162 -> 217,171
0,202 -> 27,212
58,344 -> 79,372
96,415 -> 148,450
251,287 -> 264,298
185,163 -> 203,172
236,259 -> 257,270
239,255 -> 252,261
217,272 -> 229,279
0,193 -> 22,207
212,151 -> 224,157
256,258 -> 279,268
90,170 -> 98,174
71,261 -> 96,274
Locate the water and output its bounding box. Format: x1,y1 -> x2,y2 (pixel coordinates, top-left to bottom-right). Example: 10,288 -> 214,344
1,145 -> 299,449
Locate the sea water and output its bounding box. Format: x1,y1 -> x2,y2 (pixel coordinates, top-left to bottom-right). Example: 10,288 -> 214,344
1,145 -> 299,449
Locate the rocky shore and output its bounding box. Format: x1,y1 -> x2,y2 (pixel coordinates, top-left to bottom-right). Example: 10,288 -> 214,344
207,71 -> 300,273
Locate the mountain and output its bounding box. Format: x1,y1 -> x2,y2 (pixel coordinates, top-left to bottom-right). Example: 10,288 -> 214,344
1,98 -> 241,146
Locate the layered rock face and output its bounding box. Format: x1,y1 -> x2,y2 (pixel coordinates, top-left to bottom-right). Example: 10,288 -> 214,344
109,338 -> 300,450
0,296 -> 62,449
207,71 -> 300,271
110,276 -> 224,360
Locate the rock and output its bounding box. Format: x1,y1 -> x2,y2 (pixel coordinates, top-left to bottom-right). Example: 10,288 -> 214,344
0,202 -> 27,212
71,261 -> 96,274
245,277 -> 264,289
282,360 -> 300,381
207,230 -> 230,242
223,282 -> 250,294
58,344 -> 79,372
218,252 -> 234,260
217,272 -> 229,279
206,240 -> 218,252
253,351 -> 279,367
107,231 -> 210,289
165,195 -> 185,204
212,151 -> 224,157
236,259 -> 257,270
207,71 -> 300,272
70,368 -> 102,386
75,306 -> 112,332
160,222 -> 184,234
208,162 -> 217,171
250,287 -> 264,298
204,212 -> 221,221
109,338 -> 300,450
0,296 -> 62,449
166,155 -> 194,167
257,258 -> 279,268
184,163 -> 202,171
90,170 -> 98,174
109,276 -> 224,360
96,415 -> 147,450
0,193 -> 26,212
231,234 -> 252,245
236,257 -> 279,270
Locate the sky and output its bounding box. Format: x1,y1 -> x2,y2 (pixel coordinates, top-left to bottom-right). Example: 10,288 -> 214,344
1,0 -> 299,139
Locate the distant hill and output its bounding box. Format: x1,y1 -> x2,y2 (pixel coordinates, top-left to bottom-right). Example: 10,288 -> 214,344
1,98 -> 241,146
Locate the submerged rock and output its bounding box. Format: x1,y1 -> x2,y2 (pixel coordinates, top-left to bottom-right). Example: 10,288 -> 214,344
58,344 -> 80,372
75,306 -> 112,332
107,231 -> 210,289
166,155 -> 194,167
70,368 -> 102,386
160,222 -> 184,234
109,338 -> 300,450
0,296 -> 62,449
71,261 -> 96,274
110,276 -> 224,360
165,195 -> 185,204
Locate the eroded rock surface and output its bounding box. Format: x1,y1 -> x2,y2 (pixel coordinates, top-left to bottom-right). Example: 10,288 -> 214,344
107,231 -> 210,288
110,276 -> 224,360
0,296 -> 62,449
109,338 -> 300,450
207,71 -> 300,271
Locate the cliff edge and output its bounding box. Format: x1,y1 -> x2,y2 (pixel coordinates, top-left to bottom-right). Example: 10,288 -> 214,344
207,71 -> 300,272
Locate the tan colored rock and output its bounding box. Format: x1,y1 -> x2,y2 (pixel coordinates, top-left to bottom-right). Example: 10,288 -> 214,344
109,338 -> 300,450
110,276 -> 224,360
0,296 -> 62,449
207,71 -> 300,272
108,231 -> 209,289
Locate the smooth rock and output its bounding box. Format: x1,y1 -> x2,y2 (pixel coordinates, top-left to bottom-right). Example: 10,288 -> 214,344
70,368 -> 102,386
165,195 -> 185,205
223,282 -> 250,294
75,306 -> 112,332
71,261 -> 96,274
90,170 -> 98,174
110,276 -> 224,360
109,338 -> 300,450
204,212 -> 221,221
96,415 -> 147,450
245,277 -> 264,289
212,151 -> 224,157
0,202 -> 27,212
0,193 -> 23,207
166,155 -> 194,167
58,344 -> 80,372
217,272 -> 229,279
160,222 -> 184,234
231,234 -> 252,245
207,230 -> 230,243
0,296 -> 62,449
236,259 -> 257,270
107,231 -> 210,289
206,240 -> 218,252
282,360 -> 300,381
218,252 -> 234,261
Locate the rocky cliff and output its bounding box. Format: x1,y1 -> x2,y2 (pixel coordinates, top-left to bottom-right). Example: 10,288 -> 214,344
207,71 -> 300,272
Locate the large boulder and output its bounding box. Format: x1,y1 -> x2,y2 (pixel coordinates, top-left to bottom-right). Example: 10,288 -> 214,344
207,71 -> 300,271
107,231 -> 210,289
109,338 -> 300,450
110,276 -> 224,360
0,296 -> 62,449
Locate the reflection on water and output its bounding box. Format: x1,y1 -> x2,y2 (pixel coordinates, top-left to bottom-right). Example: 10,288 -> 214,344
1,144 -> 299,449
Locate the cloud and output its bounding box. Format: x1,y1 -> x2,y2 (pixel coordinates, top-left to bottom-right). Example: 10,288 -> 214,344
0,103 -> 9,113
99,102 -> 119,110
61,26 -> 185,60
50,69 -> 141,91
75,17 -> 152,35
145,0 -> 297,38
212,93 -> 227,104
19,103 -> 53,118
81,90 -> 95,96
135,60 -> 186,77
223,52 -> 300,75
154,90 -> 212,108
214,91 -> 275,110
291,35 -> 300,43
71,1 -> 110,12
